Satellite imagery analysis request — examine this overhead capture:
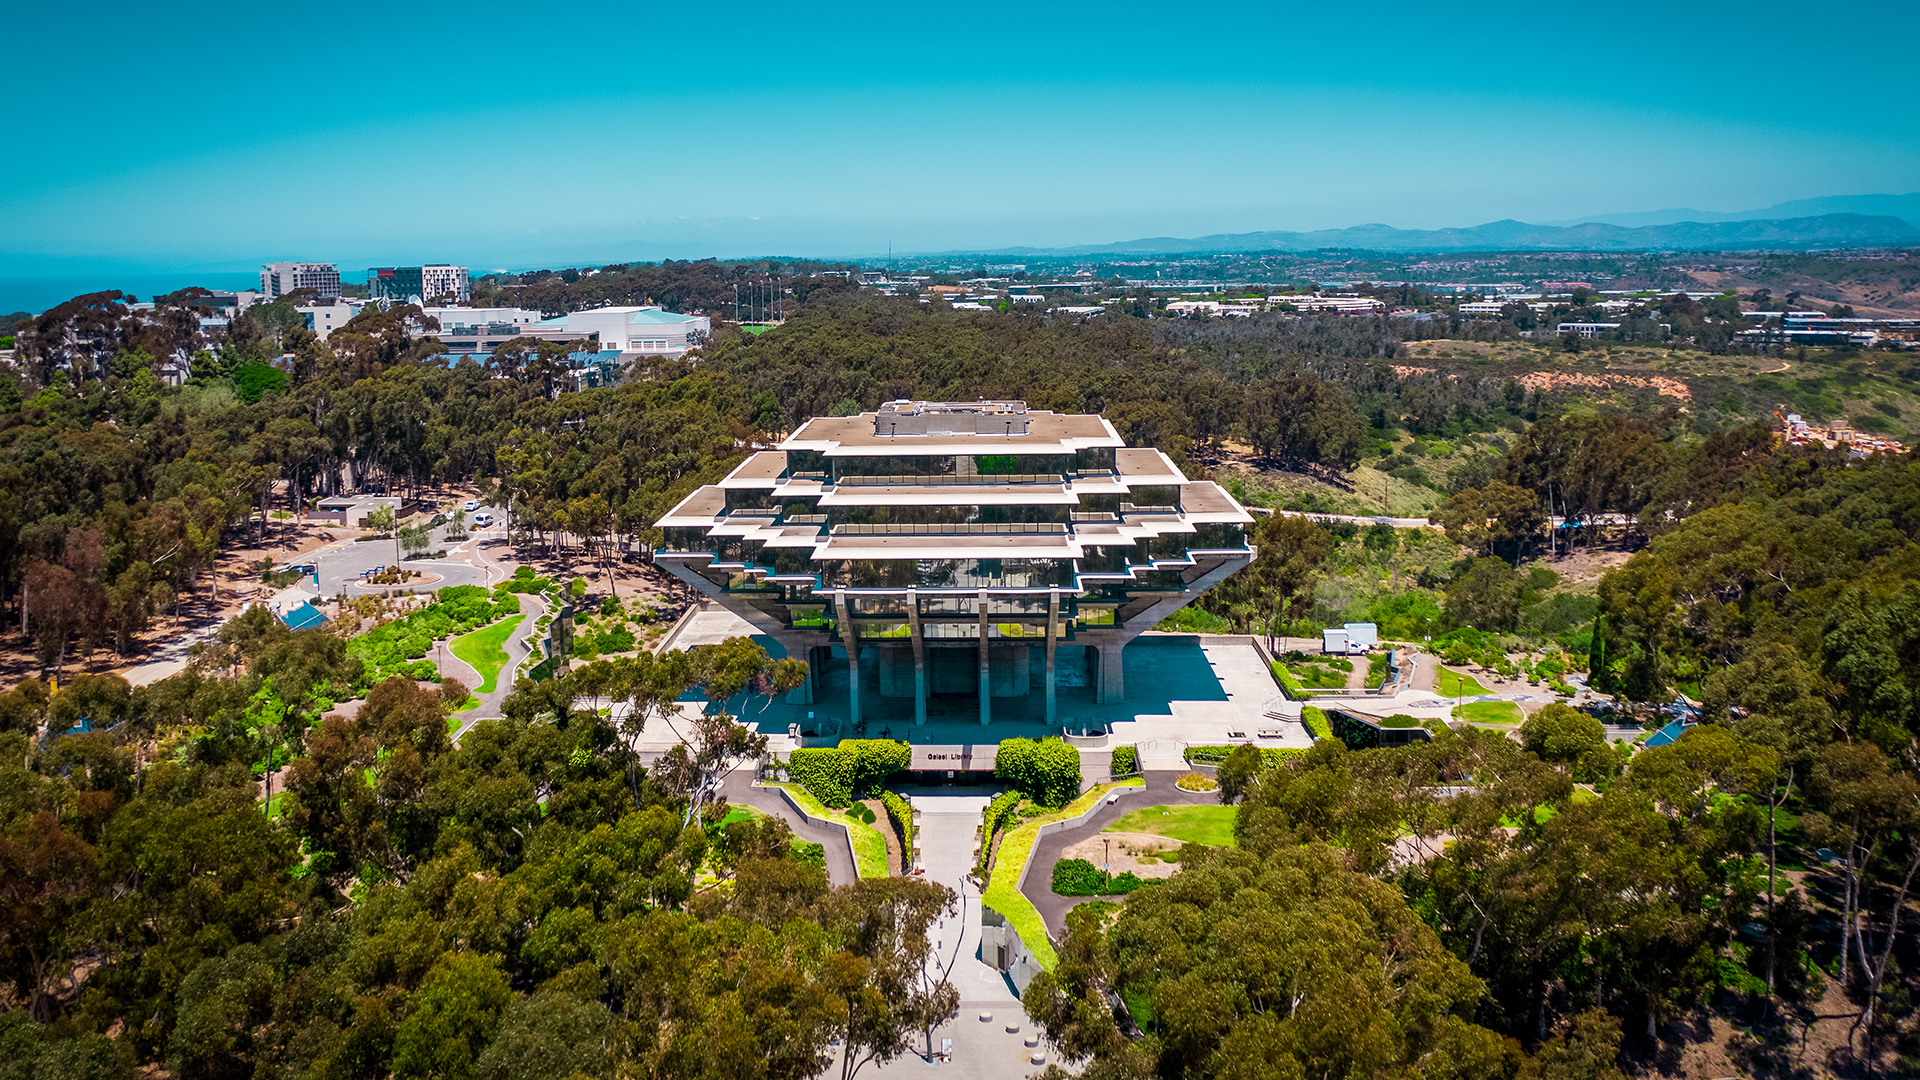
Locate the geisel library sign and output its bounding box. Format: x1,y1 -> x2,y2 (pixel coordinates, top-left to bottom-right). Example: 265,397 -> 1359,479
654,399 -> 1254,726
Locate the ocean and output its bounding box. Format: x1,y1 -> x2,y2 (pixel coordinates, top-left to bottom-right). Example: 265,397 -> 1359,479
0,272 -> 278,316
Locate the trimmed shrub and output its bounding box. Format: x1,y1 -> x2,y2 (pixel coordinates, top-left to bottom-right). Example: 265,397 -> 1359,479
1111,744 -> 1138,776
843,739 -> 911,793
1302,706 -> 1333,741
878,789 -> 914,863
788,748 -> 856,807
976,790 -> 1024,876
995,737 -> 1082,807
1051,858 -> 1149,896
786,739 -> 908,807
1184,745 -> 1309,768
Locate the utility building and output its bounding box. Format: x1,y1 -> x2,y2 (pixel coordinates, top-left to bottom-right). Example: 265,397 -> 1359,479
654,400 -> 1254,729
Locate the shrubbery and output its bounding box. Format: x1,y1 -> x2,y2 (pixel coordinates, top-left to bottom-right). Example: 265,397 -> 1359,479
1111,744 -> 1138,776
786,739 -> 909,807
1302,706 -> 1333,741
1184,744 -> 1308,768
994,737 -> 1081,807
787,748 -> 856,806
347,585 -> 521,688
976,790 -> 1024,877
878,789 -> 914,863
504,565 -> 555,594
1051,857 -> 1148,896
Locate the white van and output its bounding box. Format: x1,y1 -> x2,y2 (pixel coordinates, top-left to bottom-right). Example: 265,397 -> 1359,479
472,511 -> 494,529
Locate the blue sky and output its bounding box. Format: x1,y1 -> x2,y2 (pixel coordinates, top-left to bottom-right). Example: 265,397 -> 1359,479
4,0 -> 1916,279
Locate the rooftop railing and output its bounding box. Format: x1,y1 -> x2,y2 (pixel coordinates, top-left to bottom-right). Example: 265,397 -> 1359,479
831,522 -> 1069,536
832,473 -> 1064,486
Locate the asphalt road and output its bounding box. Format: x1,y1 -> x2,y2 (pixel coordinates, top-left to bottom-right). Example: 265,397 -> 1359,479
719,768 -> 860,887
1022,771 -> 1221,939
299,506 -> 507,597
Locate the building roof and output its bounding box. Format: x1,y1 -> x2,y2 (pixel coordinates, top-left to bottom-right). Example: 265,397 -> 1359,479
280,602 -> 328,631
784,409 -> 1121,455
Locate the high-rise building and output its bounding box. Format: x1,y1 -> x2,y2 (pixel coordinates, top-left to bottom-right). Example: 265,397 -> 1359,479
654,400 -> 1254,727
260,262 -> 341,300
369,264 -> 470,303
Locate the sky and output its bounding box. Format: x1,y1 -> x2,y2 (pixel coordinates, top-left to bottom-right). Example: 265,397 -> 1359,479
3,0 -> 1917,287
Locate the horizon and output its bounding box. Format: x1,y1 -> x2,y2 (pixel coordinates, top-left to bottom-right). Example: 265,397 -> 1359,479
6,0 -> 1917,294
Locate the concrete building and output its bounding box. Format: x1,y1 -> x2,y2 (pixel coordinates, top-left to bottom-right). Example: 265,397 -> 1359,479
653,400 -> 1254,729
536,306 -> 710,359
296,300 -> 370,340
1557,322 -> 1620,338
370,265 -> 471,304
261,262 -> 341,300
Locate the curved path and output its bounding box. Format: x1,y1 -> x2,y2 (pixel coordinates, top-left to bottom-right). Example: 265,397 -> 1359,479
450,591 -> 548,741
719,768 -> 858,887
1021,771 -> 1222,938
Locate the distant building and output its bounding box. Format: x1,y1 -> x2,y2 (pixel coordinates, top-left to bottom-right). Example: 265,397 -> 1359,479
535,306 -> 710,360
1557,322 -> 1620,338
261,262 -> 341,300
417,307 -> 596,354
296,300 -> 368,340
370,264 -> 471,304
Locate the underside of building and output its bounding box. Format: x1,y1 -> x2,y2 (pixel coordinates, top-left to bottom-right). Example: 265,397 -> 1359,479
654,400 -> 1255,733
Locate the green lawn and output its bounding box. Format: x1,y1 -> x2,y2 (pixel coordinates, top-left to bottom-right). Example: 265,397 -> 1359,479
1104,804 -> 1238,847
983,779 -> 1146,970
1452,700 -> 1523,725
450,615 -> 524,694
1436,667 -> 1491,697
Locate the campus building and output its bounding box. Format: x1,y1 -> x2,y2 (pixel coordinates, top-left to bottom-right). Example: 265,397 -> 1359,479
260,262 -> 341,300
654,400 -> 1255,729
369,265 -> 471,304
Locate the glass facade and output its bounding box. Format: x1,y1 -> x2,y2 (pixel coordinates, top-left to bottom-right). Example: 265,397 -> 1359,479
655,408 -> 1251,650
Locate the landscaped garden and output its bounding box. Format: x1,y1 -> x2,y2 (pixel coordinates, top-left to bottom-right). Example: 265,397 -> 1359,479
451,613 -> 525,694
1104,804 -> 1238,848
345,585 -> 522,688
1452,700 -> 1524,725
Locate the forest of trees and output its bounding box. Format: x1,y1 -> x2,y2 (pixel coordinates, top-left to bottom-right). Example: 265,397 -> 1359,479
5,275 -> 1920,1076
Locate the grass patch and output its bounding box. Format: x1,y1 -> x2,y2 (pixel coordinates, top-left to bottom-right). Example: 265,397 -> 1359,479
1105,804 -> 1238,847
1452,700 -> 1523,726
762,782 -> 890,878
451,614 -> 524,694
1436,667 -> 1491,697
984,779 -> 1146,970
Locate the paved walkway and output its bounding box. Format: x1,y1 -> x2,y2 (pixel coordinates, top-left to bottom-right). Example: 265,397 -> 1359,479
1021,772 -> 1220,938
858,793 -> 1035,1077
719,768 -> 858,887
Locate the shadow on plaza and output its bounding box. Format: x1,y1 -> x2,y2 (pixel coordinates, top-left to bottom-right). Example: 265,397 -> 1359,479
698,634 -> 1230,745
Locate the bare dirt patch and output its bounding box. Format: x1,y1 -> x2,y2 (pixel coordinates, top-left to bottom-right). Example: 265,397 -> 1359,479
1062,832 -> 1181,880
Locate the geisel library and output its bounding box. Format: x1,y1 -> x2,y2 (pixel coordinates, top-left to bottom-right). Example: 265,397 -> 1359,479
654,400 -> 1259,752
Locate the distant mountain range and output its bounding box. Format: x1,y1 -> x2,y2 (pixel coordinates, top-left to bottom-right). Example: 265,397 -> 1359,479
1543,192 -> 1920,229
1011,208 -> 1920,257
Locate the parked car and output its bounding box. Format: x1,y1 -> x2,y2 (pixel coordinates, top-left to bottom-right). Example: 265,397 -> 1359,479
462,499 -> 480,512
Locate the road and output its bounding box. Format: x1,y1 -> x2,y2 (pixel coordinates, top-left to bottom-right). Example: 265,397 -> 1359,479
300,504 -> 508,597
719,768 -> 860,887
1021,772 -> 1215,939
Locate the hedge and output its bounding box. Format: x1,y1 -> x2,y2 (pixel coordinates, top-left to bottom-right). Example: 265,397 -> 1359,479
1111,744 -> 1138,776
995,737 -> 1082,807
1051,858 -> 1149,896
1302,705 -> 1333,741
878,789 -> 914,864
1184,744 -> 1309,768
786,739 -> 909,807
975,790 -> 1024,878
1271,662 -> 1304,698
787,748 -> 856,807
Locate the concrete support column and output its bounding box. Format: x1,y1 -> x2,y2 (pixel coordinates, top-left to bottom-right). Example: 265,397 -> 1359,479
1096,639 -> 1126,704
1044,588 -> 1059,726
977,589 -> 991,727
834,592 -> 860,728
906,588 -> 926,727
